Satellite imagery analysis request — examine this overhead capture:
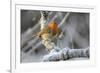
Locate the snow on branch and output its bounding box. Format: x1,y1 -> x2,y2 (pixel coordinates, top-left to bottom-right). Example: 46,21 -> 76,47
42,47 -> 89,61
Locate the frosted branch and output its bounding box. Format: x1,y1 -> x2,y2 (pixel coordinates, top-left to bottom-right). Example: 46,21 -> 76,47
42,47 -> 89,61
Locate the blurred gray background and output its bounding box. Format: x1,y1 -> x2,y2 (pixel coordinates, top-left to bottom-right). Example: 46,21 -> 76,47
20,10 -> 89,63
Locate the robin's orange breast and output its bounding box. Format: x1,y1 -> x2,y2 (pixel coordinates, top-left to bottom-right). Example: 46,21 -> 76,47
48,21 -> 59,35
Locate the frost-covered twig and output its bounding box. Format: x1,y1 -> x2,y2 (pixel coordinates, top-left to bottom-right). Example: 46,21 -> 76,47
42,47 -> 89,61
58,12 -> 70,27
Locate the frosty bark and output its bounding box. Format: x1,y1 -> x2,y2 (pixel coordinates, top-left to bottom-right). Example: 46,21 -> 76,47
42,47 -> 89,61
